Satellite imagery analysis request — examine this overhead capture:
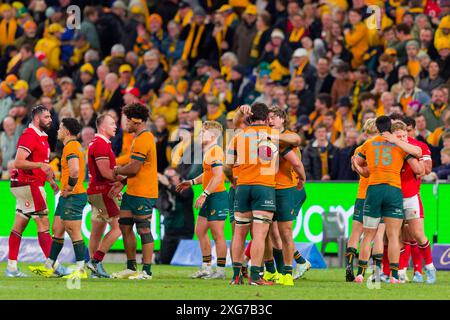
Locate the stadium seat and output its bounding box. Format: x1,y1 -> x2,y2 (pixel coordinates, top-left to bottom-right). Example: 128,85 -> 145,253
321,211 -> 346,267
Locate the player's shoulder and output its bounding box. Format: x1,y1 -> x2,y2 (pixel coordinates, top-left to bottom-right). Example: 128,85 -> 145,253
138,130 -> 155,140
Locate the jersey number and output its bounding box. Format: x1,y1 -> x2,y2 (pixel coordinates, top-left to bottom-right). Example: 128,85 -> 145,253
374,147 -> 392,166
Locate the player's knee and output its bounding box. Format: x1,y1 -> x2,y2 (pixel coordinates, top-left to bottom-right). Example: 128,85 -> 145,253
253,214 -> 272,225
234,215 -> 252,227
133,217 -> 150,230
118,217 -> 134,227
139,232 -> 153,244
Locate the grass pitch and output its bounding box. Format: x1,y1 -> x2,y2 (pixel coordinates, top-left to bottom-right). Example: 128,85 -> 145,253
0,263 -> 449,300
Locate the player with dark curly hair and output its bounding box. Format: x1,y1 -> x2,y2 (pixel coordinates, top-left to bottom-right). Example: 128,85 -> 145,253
110,103 -> 159,280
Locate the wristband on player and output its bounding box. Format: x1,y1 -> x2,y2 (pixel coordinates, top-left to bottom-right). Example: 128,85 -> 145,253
202,190 -> 210,197
190,179 -> 196,185
68,176 -> 78,187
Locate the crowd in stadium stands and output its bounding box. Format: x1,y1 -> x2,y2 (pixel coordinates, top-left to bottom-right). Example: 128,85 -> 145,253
0,0 -> 450,185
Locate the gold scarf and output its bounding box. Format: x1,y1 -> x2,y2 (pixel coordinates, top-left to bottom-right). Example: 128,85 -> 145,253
182,23 -> 205,60
289,28 -> 304,43
294,59 -> 308,76
0,18 -> 17,46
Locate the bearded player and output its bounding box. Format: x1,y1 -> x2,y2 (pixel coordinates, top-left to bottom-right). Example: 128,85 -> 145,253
5,105 -> 57,277
30,118 -> 88,279
111,103 -> 158,280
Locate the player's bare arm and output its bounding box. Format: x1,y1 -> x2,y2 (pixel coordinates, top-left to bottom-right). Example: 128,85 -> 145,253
96,158 -> 121,181
352,156 -> 370,178
233,104 -> 252,127
195,165 -> 223,209
382,132 -> 422,158
407,157 -> 425,176
283,150 -> 306,189
176,174 -> 203,193
271,131 -> 302,146
62,157 -> 79,198
113,158 -> 143,178
14,148 -> 53,177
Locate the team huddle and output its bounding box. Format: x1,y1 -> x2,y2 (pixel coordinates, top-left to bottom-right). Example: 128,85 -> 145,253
3,101 -> 437,285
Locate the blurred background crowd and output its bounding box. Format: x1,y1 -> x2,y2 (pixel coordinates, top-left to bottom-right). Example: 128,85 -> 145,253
0,0 -> 450,187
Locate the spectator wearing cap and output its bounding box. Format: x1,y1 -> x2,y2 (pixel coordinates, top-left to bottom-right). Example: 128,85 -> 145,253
0,75 -> 16,124
248,11 -> 272,67
14,19 -> 38,49
419,61 -> 446,96
96,1 -> 126,56
435,33 -> 450,80
397,74 -> 430,112
145,14 -> 166,53
118,64 -> 136,90
232,4 -> 257,67
162,20 -> 185,65
311,57 -> 335,97
331,63 -> 352,105
75,63 -> 95,94
260,28 -> 292,83
302,123 -> 339,181
122,87 -> 141,105
290,48 -> 316,89
54,77 -> 82,117
179,7 -> 213,65
211,6 -> 237,63
174,1 -> 194,28
0,4 -> 23,53
289,75 -> 314,116
8,100 -> 29,132
79,6 -> 100,51
35,23 -> 63,71
404,40 -> 422,79
192,59 -> 210,85
18,43 -> 43,94
13,80 -> 36,110
217,4 -> 239,29
69,32 -> 91,69
135,50 -> 168,97
420,87 -> 450,131
102,72 -> 124,116
0,116 -> 20,178
434,15 -> 450,55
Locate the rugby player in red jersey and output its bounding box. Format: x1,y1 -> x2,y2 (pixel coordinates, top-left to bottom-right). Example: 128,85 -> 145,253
398,116 -> 436,283
85,114 -> 124,278
5,105 -> 58,277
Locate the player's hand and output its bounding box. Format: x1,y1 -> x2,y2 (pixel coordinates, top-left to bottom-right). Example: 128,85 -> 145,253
382,132 -> 399,144
50,180 -> 60,195
296,179 -> 305,190
176,180 -> 192,193
108,182 -> 123,199
238,104 -> 253,116
321,174 -> 331,181
40,163 -> 54,176
61,187 -> 73,198
194,194 -> 207,209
